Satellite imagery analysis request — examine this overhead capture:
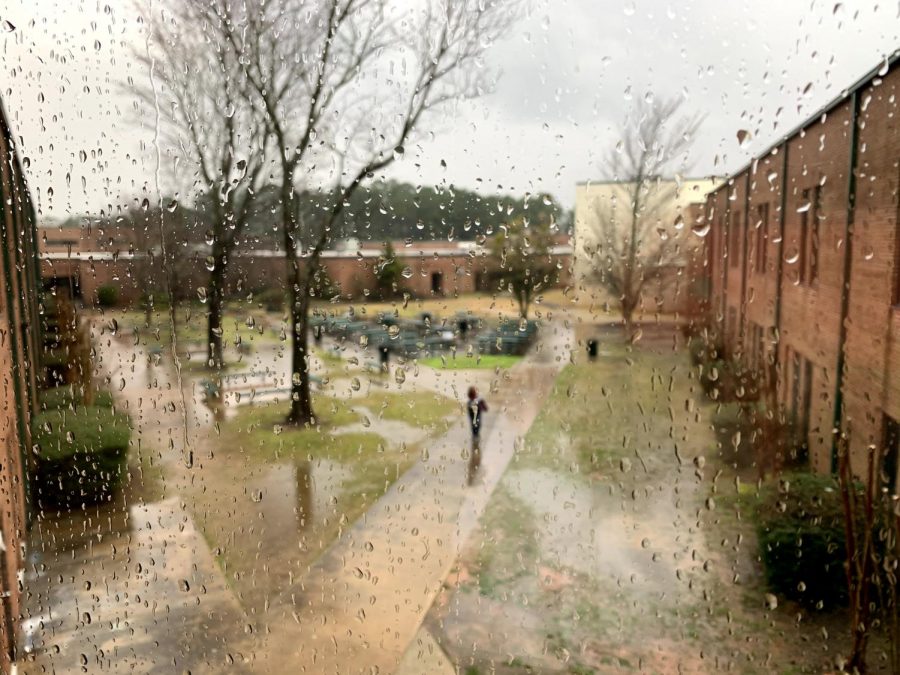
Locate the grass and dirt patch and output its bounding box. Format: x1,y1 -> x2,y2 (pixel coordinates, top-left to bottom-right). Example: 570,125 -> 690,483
190,387 -> 457,613
98,304 -> 285,352
430,343 -> 861,674
418,353 -> 522,370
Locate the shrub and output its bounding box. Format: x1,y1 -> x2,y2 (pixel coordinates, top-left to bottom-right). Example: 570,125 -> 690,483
96,285 -> 119,308
140,292 -> 171,311
40,385 -> 114,410
751,472 -> 856,609
254,288 -> 286,312
31,405 -> 131,509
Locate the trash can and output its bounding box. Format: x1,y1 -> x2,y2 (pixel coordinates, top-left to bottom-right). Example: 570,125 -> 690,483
379,345 -> 390,367
457,318 -> 469,338
587,338 -> 599,360
313,325 -> 323,345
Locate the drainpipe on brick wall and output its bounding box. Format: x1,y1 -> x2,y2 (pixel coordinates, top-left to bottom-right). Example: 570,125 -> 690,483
830,90 -> 861,473
774,145 -> 789,398
740,172 -> 751,345
721,198 -> 730,341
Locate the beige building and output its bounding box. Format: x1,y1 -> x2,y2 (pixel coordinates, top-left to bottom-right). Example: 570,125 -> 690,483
573,177 -> 719,315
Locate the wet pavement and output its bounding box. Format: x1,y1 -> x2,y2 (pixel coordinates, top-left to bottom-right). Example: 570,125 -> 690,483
23,497 -> 247,673
20,312 -> 573,673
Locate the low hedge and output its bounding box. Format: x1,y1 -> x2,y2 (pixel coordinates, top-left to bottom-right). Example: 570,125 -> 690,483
40,385 -> 114,411
97,285 -> 119,308
31,405 -> 131,509
751,472 -> 855,609
254,288 -> 286,312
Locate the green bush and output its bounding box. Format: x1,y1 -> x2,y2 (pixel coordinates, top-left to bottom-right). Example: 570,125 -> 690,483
31,405 -> 131,509
40,385 -> 114,410
140,292 -> 171,311
254,288 -> 286,312
96,285 -> 119,308
751,472 -> 855,608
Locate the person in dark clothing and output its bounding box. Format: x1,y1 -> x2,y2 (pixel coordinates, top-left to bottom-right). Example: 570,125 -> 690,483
466,386 -> 488,484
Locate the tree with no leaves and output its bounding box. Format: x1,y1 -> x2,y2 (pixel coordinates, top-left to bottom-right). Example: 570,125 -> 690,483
225,0 -> 517,425
133,2 -> 270,370
589,97 -> 702,328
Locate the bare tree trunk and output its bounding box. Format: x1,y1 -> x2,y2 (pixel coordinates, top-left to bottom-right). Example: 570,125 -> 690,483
839,434 -> 874,673
206,260 -> 225,369
282,180 -> 315,426
287,285 -> 314,426
622,300 -> 635,328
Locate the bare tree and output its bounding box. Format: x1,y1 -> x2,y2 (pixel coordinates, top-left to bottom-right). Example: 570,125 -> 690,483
133,1 -> 269,369
226,0 -> 516,425
589,98 -> 702,328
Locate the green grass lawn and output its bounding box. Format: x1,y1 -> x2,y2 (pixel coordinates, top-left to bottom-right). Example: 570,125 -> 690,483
521,346 -> 709,473
104,305 -> 284,350
419,353 -> 522,370
352,389 -> 458,430
219,389 -> 456,463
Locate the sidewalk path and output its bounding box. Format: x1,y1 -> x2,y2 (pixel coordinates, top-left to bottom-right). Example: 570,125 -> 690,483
243,322 -> 572,673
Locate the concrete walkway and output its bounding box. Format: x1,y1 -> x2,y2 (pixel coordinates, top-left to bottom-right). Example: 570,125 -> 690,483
241,326 -> 570,672
23,498 -> 248,674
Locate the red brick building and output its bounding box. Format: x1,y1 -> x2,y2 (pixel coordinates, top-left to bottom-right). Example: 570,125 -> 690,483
0,100 -> 41,667
38,234 -> 573,305
702,52 -> 900,481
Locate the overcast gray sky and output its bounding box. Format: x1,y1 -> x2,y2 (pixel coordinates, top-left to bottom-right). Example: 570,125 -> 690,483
2,0 -> 898,220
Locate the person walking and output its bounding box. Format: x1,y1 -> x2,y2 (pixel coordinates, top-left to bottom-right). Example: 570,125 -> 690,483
466,386 -> 488,484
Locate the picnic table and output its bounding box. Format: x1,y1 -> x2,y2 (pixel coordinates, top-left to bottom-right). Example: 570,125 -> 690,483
201,369 -> 323,403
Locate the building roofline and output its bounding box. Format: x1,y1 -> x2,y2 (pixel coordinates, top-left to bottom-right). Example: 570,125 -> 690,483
712,49 -> 900,188
575,176 -> 713,187
40,245 -> 574,262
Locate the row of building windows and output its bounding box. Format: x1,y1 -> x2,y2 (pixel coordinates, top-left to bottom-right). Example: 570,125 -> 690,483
722,187 -> 822,288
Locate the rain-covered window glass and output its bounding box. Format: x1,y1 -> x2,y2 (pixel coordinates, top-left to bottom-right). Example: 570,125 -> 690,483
2,1 -> 900,673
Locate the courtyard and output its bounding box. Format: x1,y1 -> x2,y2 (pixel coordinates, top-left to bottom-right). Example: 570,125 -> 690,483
16,292 -> 879,674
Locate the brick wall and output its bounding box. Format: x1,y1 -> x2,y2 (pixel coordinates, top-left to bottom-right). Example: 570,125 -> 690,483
845,67 -> 900,475
39,246 -> 573,305
703,56 -> 900,479
0,100 -> 39,668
